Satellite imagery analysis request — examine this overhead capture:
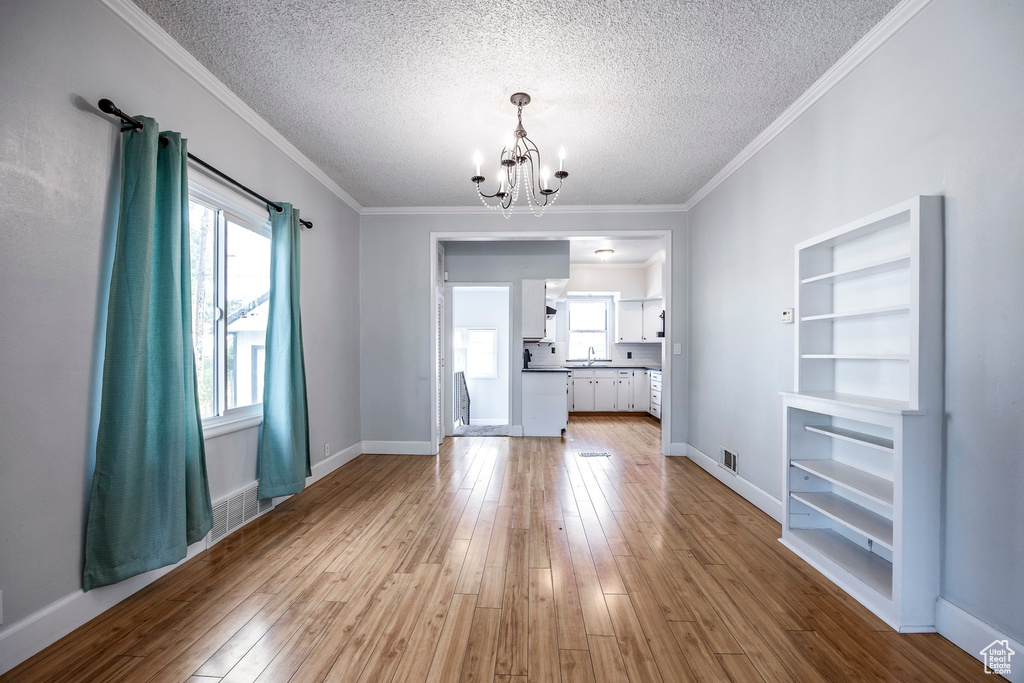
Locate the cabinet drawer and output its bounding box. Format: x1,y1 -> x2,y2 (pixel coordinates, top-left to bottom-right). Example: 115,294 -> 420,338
650,378 -> 662,392
650,389 -> 662,407
617,370 -> 632,378
594,369 -> 617,379
650,403 -> 661,419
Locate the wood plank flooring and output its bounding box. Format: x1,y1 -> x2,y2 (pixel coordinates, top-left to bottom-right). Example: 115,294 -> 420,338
3,415 -> 997,682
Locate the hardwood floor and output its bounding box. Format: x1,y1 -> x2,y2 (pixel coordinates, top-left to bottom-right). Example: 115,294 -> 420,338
4,415 -> 995,682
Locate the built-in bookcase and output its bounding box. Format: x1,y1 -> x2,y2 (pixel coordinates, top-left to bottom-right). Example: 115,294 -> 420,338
781,196 -> 943,632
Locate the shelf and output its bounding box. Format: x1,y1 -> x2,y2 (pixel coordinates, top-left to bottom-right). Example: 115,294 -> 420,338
804,425 -> 894,452
801,354 -> 909,361
781,391 -> 913,415
801,254 -> 911,285
791,491 -> 893,550
801,305 -> 911,322
787,528 -> 892,600
791,460 -> 894,507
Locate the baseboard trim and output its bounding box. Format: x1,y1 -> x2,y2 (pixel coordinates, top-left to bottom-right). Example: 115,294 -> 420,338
466,419 -> 508,426
361,440 -> 437,455
309,441 -> 362,484
936,598 -> 1023,682
0,540 -> 206,676
508,425 -> 524,437
683,443 -> 783,522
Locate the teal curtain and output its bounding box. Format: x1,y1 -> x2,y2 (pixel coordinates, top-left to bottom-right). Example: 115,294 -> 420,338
83,118 -> 213,591
257,204 -> 311,498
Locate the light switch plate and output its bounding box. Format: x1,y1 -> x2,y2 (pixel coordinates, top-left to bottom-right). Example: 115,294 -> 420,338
781,308 -> 794,324
673,343 -> 682,355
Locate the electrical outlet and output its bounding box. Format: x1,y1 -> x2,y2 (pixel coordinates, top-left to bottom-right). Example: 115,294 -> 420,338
323,443 -> 330,459
551,346 -> 556,354
627,351 -> 632,359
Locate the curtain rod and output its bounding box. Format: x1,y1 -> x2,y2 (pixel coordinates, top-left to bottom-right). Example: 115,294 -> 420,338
98,99 -> 313,230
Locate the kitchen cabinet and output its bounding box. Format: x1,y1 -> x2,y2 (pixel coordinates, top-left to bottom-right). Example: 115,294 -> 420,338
594,373 -> 617,411
615,301 -> 644,343
615,299 -> 663,343
616,371 -> 632,410
642,298 -> 664,342
571,375 -> 595,411
634,370 -> 650,413
649,370 -> 662,419
522,279 -> 546,341
522,370 -> 569,436
571,368 -> 656,413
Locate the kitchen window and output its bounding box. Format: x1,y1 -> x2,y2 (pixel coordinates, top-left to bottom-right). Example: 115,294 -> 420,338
188,183 -> 272,423
567,298 -> 611,361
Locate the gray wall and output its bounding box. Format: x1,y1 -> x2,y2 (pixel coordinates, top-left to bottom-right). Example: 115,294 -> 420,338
0,0 -> 361,632
686,0 -> 1023,642
360,212 -> 687,445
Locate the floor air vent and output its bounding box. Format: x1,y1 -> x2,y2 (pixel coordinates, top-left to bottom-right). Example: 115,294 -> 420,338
578,452 -> 611,458
209,483 -> 274,546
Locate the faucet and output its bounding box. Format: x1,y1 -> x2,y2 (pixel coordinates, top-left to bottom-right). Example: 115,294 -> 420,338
587,346 -> 596,366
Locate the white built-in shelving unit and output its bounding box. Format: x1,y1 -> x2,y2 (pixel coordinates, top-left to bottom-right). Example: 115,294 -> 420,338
780,196 -> 943,632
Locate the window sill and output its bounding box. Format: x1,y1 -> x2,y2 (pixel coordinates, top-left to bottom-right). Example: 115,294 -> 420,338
202,407 -> 263,439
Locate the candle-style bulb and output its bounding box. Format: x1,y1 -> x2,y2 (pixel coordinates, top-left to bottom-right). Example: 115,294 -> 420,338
558,146 -> 566,171
473,150 -> 482,176
542,167 -> 551,189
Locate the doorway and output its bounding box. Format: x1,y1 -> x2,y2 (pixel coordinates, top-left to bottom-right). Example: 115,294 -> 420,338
450,285 -> 511,436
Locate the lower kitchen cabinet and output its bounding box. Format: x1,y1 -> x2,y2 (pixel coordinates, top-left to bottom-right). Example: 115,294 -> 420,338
569,368 -> 658,413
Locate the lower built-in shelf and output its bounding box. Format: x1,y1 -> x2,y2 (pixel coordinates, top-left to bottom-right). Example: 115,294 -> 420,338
787,528 -> 893,599
804,424 -> 894,452
791,491 -> 894,550
791,459 -> 894,507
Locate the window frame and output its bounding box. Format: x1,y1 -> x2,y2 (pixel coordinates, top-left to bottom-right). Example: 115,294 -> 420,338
188,167 -> 273,436
566,297 -> 613,361
456,327 -> 499,379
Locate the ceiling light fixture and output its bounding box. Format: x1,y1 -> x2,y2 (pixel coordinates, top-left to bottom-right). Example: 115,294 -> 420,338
595,249 -> 615,260
472,93 -> 568,218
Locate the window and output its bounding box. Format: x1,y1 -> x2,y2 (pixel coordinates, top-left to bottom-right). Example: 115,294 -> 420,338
567,298 -> 610,360
454,328 -> 498,379
188,189 -> 271,421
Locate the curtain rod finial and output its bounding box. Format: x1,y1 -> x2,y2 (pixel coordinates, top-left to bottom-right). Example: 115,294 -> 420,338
98,98 -> 118,115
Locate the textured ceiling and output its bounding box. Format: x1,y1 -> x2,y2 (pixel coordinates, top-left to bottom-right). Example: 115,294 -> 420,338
133,0 -> 899,207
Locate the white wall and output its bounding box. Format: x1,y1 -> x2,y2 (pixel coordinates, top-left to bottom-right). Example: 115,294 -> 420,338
686,0 -> 1023,645
0,0 -> 361,664
360,212 -> 687,448
452,287 -> 510,423
566,265 -> 647,299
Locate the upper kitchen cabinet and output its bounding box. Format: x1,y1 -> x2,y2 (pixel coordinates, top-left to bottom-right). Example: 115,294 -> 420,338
523,278 -> 568,342
615,298 -> 663,343
642,299 -> 664,342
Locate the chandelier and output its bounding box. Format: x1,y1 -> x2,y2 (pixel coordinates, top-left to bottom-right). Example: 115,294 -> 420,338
471,93 -> 568,217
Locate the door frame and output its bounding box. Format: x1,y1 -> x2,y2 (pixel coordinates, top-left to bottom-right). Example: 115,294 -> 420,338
446,283 -> 514,435
429,229 -> 673,456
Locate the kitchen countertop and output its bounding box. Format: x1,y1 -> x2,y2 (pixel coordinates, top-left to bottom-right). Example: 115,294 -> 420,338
524,365 -> 662,372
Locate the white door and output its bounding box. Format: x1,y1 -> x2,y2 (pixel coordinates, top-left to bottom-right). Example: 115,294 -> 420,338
594,378 -> 616,411
435,243 -> 445,448
572,378 -> 595,411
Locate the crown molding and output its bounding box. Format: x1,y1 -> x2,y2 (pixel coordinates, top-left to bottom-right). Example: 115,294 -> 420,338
681,0 -> 934,212
361,203 -> 688,216
98,0 -> 362,214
